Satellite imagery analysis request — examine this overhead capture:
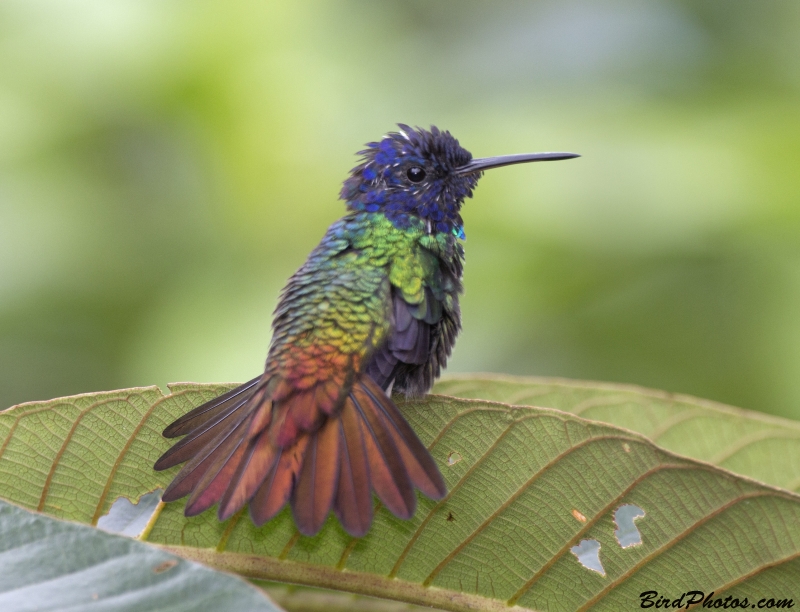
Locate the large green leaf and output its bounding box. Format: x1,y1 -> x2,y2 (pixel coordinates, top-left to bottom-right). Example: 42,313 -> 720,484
435,374 -> 800,493
2,381 -> 799,611
0,499 -> 282,612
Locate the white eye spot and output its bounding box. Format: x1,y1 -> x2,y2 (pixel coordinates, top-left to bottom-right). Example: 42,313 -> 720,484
570,539 -> 606,576
614,504 -> 646,548
407,166 -> 426,182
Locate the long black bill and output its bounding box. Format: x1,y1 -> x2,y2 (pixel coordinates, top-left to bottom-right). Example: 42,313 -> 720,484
455,152 -> 580,175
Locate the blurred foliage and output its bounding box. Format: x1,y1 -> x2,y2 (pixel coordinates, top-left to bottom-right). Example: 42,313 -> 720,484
1,0 -> 799,418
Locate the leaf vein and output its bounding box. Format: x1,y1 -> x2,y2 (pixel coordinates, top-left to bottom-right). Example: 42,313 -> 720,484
387,410 -> 527,578
573,490 -> 780,612
90,390 -> 169,525
422,432 -> 645,588
37,399 -> 121,512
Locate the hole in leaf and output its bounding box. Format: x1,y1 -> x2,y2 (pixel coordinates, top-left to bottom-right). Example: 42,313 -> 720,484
571,508 -> 587,523
97,489 -> 162,538
613,503 -> 646,548
447,451 -> 462,466
152,560 -> 178,574
570,539 -> 605,576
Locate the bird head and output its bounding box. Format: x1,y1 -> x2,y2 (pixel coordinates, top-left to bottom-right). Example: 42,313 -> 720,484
340,124 -> 578,238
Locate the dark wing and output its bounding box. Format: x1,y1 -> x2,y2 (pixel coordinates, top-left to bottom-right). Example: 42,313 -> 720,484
365,243 -> 463,397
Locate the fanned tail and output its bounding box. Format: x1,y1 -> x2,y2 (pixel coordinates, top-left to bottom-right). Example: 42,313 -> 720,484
154,375 -> 447,537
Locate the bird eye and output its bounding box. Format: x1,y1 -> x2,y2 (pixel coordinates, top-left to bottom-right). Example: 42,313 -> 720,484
406,166 -> 426,183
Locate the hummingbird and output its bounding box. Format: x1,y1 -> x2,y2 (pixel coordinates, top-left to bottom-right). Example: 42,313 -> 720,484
154,125 -> 578,537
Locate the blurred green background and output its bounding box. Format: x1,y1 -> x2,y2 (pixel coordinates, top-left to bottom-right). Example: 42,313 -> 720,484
2,0 -> 799,419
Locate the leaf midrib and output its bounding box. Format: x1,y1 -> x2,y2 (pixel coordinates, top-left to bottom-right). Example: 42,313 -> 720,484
155,544 -> 536,612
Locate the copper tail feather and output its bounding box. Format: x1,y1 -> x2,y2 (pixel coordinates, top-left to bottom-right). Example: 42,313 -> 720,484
154,375 -> 447,537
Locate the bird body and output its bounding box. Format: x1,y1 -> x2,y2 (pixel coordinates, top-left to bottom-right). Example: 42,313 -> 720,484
270,211 -> 463,399
155,125 -> 577,537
